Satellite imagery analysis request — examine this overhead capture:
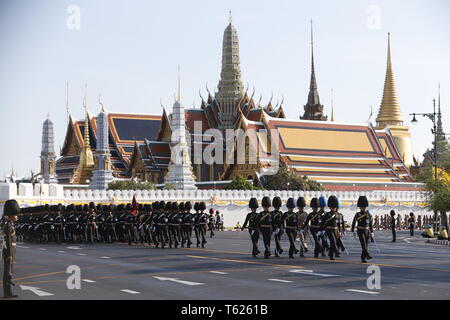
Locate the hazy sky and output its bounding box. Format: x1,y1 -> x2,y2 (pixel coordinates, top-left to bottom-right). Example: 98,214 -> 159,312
0,0 -> 449,178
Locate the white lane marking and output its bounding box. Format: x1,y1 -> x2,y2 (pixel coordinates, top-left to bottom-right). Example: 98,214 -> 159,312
153,276 -> 205,286
404,238 -> 411,243
100,256 -> 111,259
77,253 -> 87,256
57,251 -> 66,253
289,269 -> 340,277
20,285 -> 54,297
346,289 -> 380,295
268,279 -> 293,283
121,289 -> 140,295
17,246 -> 29,249
39,248 -> 47,251
66,246 -> 83,250
209,271 -> 228,275
82,279 -> 96,283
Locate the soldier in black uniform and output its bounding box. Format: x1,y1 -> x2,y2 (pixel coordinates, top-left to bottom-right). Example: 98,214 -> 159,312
124,203 -> 137,245
181,202 -> 193,248
85,203 -> 97,244
105,205 -> 117,243
258,196 -> 273,259
284,198 -> 299,259
320,196 -> 341,260
390,210 -> 396,242
197,202 -> 208,248
351,196 -> 373,263
303,198 -> 323,258
53,204 -> 66,243
408,212 -> 415,236
271,197 -> 284,257
168,202 -> 180,248
318,196 -> 329,254
2,199 -> 20,298
193,202 -> 201,247
296,197 -> 309,257
241,198 -> 260,257
208,208 -> 215,238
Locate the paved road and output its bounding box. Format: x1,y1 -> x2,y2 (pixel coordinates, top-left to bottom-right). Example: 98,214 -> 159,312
5,230 -> 450,300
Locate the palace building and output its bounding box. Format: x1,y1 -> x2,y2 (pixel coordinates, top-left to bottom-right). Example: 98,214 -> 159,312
55,18 -> 415,190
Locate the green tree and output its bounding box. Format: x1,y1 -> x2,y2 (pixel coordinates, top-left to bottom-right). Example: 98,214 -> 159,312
261,163 -> 323,191
225,176 -> 260,190
108,180 -> 156,190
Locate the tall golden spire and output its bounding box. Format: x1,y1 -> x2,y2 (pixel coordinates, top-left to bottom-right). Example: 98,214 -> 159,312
375,33 -> 404,127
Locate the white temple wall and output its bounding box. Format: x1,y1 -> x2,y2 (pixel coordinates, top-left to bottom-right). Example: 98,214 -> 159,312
0,182 -> 433,226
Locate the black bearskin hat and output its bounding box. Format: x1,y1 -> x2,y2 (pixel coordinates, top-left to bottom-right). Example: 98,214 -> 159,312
297,197 -> 306,208
185,202 -> 192,210
286,198 -> 296,209
248,198 -> 259,209
199,202 -> 206,211
152,202 -> 160,211
310,198 -> 319,209
194,202 -> 200,211
165,202 -> 172,210
179,202 -> 185,211
172,202 -> 178,211
327,196 -> 339,209
89,202 -> 96,210
262,196 -> 271,208
3,199 -> 20,216
357,196 -> 369,208
272,196 -> 282,208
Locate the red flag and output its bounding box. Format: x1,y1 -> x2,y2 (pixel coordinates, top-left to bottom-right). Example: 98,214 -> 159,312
131,195 -> 138,215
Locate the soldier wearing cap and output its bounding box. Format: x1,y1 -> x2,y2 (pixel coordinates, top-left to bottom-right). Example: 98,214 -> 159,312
390,210 -> 396,242
241,198 -> 260,257
408,212 -> 416,236
208,208 -> 215,238
271,197 -> 284,257
321,196 -> 341,260
296,197 -> 309,257
284,198 -> 299,259
257,196 -> 273,259
351,196 -> 373,263
2,199 -> 20,298
303,198 -> 324,258
196,202 -> 208,248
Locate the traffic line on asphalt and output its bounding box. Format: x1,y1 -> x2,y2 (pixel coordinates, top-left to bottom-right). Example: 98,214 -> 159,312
209,271 -> 229,275
289,269 -> 341,277
57,251 -> 66,253
121,289 -> 140,294
153,276 -> 205,286
404,238 -> 411,243
66,246 -> 83,250
100,256 -> 111,259
20,285 -> 54,297
77,253 -> 87,256
186,255 -> 303,269
18,246 -> 29,249
268,279 -> 293,283
39,248 -> 47,251
346,289 -> 380,295
82,279 -> 96,283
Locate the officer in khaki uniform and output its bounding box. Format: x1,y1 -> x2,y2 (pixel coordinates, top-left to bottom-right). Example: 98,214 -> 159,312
2,199 -> 20,298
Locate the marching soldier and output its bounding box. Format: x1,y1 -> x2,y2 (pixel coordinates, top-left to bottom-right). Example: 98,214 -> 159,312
53,204 -> 66,243
2,199 -> 20,298
296,197 -> 309,257
105,205 -> 117,243
197,202 -> 208,248
303,198 -> 323,258
408,212 -> 415,236
241,198 -> 260,257
258,196 -> 273,259
208,208 -> 215,238
86,202 -> 97,244
318,196 -> 329,254
181,202 -> 193,248
335,202 -> 346,253
321,196 -> 341,260
284,198 -> 299,259
271,197 -> 284,257
351,196 -> 373,263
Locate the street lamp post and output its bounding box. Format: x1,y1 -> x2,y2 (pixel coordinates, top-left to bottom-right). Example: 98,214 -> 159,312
410,99 -> 439,233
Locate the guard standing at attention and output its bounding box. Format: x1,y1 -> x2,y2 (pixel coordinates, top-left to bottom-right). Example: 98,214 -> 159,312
258,196 -> 273,259
271,197 -> 284,257
2,199 -> 20,298
320,196 -> 341,260
241,198 -> 260,257
284,198 -> 299,259
351,196 -> 373,263
390,210 -> 396,242
408,212 -> 415,236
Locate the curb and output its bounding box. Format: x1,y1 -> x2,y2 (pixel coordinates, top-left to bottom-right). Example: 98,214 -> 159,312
427,239 -> 450,246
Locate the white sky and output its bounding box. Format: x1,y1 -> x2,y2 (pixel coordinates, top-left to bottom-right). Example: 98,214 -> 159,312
0,0 -> 449,178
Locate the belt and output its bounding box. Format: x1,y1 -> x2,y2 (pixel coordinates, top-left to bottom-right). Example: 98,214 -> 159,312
286,226 -> 297,229
357,226 -> 369,230
310,225 -> 320,229
327,227 -> 338,230
260,225 -> 272,228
